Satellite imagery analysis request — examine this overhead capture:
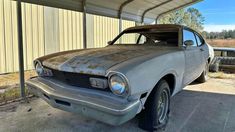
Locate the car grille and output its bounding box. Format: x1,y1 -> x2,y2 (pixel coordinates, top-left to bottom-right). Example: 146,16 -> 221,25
48,68 -> 109,91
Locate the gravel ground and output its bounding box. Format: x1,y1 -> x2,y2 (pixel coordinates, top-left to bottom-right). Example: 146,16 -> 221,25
0,78 -> 235,132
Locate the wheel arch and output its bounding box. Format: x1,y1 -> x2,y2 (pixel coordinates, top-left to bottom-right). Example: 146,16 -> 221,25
143,73 -> 176,106
161,74 -> 176,95
208,57 -> 211,64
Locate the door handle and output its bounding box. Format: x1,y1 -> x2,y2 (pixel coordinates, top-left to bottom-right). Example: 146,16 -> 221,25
200,48 -> 204,51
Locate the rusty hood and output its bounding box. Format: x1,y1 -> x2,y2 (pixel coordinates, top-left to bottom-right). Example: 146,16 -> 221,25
39,45 -> 178,76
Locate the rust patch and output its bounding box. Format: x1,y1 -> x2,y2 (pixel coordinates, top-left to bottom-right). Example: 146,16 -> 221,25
87,64 -> 100,69
41,45 -> 179,75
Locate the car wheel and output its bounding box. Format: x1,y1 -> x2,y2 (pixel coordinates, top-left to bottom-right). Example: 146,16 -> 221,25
209,61 -> 219,72
139,80 -> 170,131
197,62 -> 209,83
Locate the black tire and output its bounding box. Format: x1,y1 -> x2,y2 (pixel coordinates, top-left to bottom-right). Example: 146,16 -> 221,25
139,80 -> 170,132
197,62 -> 209,83
209,62 -> 219,72
209,57 -> 221,72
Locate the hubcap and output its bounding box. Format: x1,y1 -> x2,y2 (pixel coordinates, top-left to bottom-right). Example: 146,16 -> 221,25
157,89 -> 169,123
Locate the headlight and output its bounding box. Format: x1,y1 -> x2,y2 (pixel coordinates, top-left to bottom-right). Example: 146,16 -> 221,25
35,62 -> 44,76
109,73 -> 129,96
35,61 -> 53,77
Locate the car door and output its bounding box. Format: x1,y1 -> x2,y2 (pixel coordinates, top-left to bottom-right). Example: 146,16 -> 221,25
183,29 -> 203,85
195,33 -> 209,65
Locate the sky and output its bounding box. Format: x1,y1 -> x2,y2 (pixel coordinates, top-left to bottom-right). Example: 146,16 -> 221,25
190,0 -> 235,32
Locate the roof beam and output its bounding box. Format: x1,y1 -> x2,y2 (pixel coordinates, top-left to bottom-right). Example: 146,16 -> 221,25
118,0 -> 134,18
118,0 -> 135,33
13,0 -> 82,12
155,0 -> 203,23
141,0 -> 173,23
12,0 -> 202,24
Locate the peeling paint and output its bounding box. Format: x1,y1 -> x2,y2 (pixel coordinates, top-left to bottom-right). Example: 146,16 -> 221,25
41,45 -> 179,76
87,64 -> 100,69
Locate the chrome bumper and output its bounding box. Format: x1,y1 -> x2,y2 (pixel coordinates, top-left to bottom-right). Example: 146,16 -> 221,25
26,77 -> 140,125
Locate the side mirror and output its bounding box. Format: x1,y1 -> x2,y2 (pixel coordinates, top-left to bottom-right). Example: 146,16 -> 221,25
184,40 -> 194,47
107,41 -> 112,45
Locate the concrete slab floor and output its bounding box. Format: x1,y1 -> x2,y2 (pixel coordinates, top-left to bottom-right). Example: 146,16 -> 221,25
0,78 -> 235,132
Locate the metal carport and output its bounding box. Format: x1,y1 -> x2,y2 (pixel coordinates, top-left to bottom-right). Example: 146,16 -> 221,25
14,0 -> 202,98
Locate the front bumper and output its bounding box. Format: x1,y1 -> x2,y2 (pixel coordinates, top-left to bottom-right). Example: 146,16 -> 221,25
26,77 -> 140,125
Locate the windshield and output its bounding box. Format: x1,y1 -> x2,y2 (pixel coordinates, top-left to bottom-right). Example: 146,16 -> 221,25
113,30 -> 179,47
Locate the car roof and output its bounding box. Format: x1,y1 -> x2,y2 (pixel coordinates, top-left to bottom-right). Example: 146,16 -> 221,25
124,24 -> 185,32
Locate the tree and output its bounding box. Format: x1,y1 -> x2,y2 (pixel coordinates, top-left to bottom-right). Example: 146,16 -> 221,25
231,30 -> 235,38
202,31 -> 209,39
158,8 -> 205,32
202,30 -> 235,39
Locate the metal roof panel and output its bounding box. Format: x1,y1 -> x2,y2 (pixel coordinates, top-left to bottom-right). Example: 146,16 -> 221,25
18,0 -> 202,23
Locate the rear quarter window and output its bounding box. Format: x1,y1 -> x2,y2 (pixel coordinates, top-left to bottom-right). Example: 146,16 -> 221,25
195,34 -> 204,46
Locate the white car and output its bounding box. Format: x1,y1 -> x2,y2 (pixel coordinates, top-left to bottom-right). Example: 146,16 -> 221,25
27,24 -> 213,131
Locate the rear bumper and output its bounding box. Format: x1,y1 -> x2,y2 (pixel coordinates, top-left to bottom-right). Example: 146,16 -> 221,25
26,77 -> 140,125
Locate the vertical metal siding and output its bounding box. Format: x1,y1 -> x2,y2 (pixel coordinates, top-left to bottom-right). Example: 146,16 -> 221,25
3,0 -> 14,72
0,0 -> 6,73
24,3 -> 34,70
0,0 -> 135,74
0,1 -> 46,73
121,19 -> 136,43
11,1 -> 19,72
58,9 -> 83,51
93,15 -> 119,48
37,5 -> 45,58
21,3 -> 45,70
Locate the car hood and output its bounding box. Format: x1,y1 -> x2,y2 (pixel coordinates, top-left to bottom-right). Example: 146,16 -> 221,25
39,45 -> 179,76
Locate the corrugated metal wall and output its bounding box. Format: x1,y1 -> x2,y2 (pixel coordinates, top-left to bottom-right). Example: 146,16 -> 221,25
93,15 -> 119,48
93,17 -> 135,47
0,0 -> 19,73
121,20 -> 137,43
22,3 -> 45,71
0,0 -> 135,74
58,9 -> 84,51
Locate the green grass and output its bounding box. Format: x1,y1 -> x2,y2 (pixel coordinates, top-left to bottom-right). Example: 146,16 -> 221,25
0,86 -> 29,104
208,72 -> 235,79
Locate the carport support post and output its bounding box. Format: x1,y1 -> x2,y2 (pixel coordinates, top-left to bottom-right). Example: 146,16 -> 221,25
118,7 -> 122,44
118,0 -> 134,43
155,16 -> 159,24
119,19 -> 122,43
82,0 -> 87,49
119,18 -> 122,34
17,0 -> 25,98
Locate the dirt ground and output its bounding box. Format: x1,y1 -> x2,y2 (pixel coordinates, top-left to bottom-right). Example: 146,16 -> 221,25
0,71 -> 36,104
0,77 -> 235,132
0,71 -> 36,89
206,39 -> 235,48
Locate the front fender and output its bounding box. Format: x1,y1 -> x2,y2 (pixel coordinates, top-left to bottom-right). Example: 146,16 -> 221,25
126,51 -> 184,96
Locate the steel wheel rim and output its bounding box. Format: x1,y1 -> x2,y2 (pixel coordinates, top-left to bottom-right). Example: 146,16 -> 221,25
157,89 -> 169,123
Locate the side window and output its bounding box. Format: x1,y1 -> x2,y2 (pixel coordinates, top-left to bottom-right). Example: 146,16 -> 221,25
114,33 -> 140,44
183,29 -> 197,47
195,34 -> 204,46
138,35 -> 147,44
